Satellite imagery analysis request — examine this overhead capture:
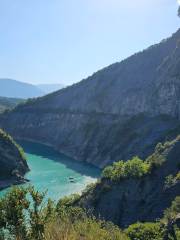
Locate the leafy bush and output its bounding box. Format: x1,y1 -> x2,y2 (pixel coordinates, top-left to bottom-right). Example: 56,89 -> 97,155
124,222 -> 165,240
164,196 -> 180,221
164,175 -> 173,188
174,172 -> 180,182
81,183 -> 95,195
102,143 -> 166,184
56,194 -> 80,210
101,166 -> 113,179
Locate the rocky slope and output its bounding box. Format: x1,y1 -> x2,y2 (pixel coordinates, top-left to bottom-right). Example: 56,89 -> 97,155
77,136 -> 180,229
1,29 -> 180,167
0,129 -> 30,189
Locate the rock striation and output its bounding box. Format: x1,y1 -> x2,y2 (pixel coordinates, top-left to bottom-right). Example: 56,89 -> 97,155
1,29 -> 180,167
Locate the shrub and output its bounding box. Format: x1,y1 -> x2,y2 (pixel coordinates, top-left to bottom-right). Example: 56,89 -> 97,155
102,166 -> 113,179
124,222 -> 165,240
102,153 -> 164,184
56,194 -> 80,210
79,197 -> 85,207
45,209 -> 128,240
81,183 -> 95,195
101,141 -> 167,185
174,172 -> 180,182
164,196 -> 180,220
164,175 -> 173,188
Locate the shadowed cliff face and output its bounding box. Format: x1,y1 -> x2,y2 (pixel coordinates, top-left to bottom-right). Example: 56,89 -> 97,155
78,138 -> 180,229
0,129 -> 29,188
1,29 -> 180,167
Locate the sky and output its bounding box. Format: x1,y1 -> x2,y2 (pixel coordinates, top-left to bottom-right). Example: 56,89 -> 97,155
0,0 -> 179,86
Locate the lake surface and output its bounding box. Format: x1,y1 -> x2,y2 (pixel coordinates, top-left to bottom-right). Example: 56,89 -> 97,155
0,140 -> 102,202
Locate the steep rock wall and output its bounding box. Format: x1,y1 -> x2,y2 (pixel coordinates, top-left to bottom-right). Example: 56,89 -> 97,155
79,138 -> 180,229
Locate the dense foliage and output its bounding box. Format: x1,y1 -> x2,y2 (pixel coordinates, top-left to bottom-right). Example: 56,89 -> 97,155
0,185 -> 128,240
101,137 -> 179,184
2,185 -> 180,239
102,150 -> 165,183
124,222 -> 165,240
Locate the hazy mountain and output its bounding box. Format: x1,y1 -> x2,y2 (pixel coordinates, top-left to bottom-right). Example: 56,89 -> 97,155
0,79 -> 45,98
1,29 -> 180,169
35,84 -> 66,94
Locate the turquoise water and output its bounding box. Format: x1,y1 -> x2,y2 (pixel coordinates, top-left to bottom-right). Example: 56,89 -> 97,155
0,140 -> 102,201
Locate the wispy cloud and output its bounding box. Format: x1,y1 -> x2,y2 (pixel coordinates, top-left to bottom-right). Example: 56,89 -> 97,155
178,0 -> 180,5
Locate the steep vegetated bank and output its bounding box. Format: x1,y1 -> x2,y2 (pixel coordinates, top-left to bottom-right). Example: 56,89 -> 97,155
0,128 -> 30,189
1,29 -> 180,167
74,136 -> 180,229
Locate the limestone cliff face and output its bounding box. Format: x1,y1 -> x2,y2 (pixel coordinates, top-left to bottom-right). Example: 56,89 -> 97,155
79,138 -> 180,229
1,29 -> 180,167
0,129 -> 29,189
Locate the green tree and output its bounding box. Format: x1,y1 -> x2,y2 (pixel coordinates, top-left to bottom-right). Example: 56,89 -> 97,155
164,196 -> 180,220
101,166 -> 113,179
0,185 -> 54,239
0,185 -> 30,239
28,185 -> 54,239
165,174 -> 173,188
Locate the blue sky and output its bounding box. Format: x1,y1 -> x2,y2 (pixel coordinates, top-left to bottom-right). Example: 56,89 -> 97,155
0,0 -> 179,85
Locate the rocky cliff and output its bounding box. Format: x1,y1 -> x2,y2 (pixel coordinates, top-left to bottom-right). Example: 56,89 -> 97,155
1,29 -> 180,167
0,129 -> 30,189
77,136 -> 180,229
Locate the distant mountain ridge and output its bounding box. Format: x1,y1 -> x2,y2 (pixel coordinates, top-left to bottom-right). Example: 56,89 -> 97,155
0,79 -> 45,98
35,84 -> 66,94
